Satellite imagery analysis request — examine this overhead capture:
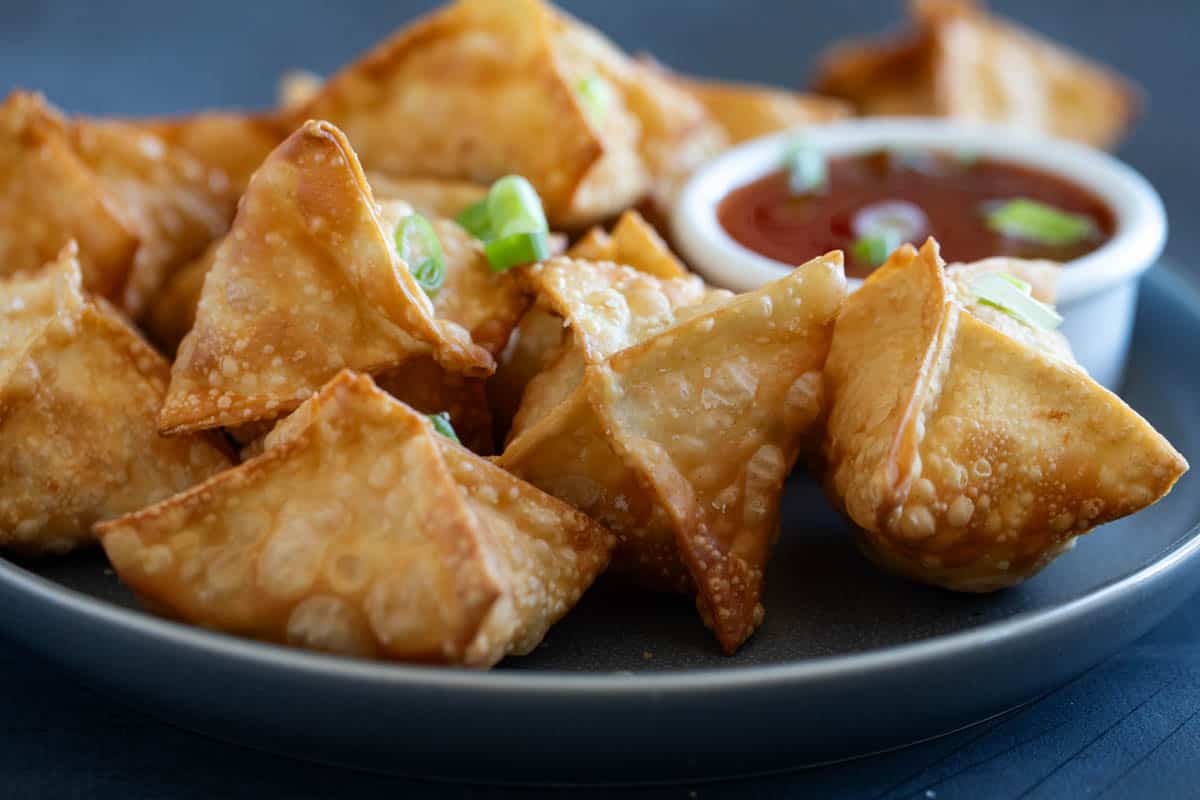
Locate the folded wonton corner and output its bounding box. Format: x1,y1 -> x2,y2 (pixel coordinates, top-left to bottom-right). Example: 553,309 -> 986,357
159,119 -> 494,436
822,239 -> 1188,591
500,252 -> 847,653
811,0 -> 1138,149
0,244 -> 231,555
98,370 -> 615,667
0,91 -> 137,300
291,0 -> 724,229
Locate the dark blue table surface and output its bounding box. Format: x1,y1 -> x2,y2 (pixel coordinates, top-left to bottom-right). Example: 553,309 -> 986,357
3,1 -> 1199,797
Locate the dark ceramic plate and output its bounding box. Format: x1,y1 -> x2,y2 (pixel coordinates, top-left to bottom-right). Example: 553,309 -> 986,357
0,265 -> 1197,785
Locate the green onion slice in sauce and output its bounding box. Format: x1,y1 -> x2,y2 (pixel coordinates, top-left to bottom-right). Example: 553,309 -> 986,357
395,214 -> 445,296
428,412 -> 460,443
970,272 -> 1063,330
850,229 -> 903,270
783,140 -> 826,195
984,198 -> 1095,247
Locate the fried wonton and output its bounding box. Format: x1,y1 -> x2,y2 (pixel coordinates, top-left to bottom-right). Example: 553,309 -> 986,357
0,246 -> 231,555
506,257 -> 718,442
68,117 -> 253,317
98,370 -> 614,667
292,0 -> 722,228
142,239 -> 217,356
159,120 -> 493,435
500,253 -> 846,652
822,240 -> 1188,591
0,92 -> 136,299
568,210 -> 688,280
657,66 -> 852,144
812,0 -> 1137,149
367,174 -> 487,221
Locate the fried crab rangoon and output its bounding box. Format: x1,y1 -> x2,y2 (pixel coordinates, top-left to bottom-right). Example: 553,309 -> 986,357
0,245 -> 231,555
822,240 -> 1188,591
812,0 -> 1137,149
0,92 -> 137,300
292,0 -> 723,228
158,120 -> 494,437
98,371 -> 615,667
500,252 -> 847,653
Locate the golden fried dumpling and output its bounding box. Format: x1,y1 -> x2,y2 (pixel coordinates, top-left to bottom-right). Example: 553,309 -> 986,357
0,245 -> 231,555
293,0 -> 722,228
144,180 -> 513,358
142,239 -> 217,356
506,257 -> 717,442
500,252 -> 846,652
98,370 -> 614,667
658,66 -> 852,144
822,240 -> 1188,591
568,210 -> 688,280
812,0 -> 1136,149
159,120 -> 493,435
368,174 -> 488,222
0,92 -> 136,300
68,117 -> 252,317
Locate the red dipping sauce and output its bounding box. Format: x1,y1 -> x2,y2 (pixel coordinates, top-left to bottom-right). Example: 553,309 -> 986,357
718,150 -> 1115,279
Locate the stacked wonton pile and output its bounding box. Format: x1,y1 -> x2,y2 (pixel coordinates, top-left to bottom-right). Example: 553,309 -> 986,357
0,0 -> 1176,667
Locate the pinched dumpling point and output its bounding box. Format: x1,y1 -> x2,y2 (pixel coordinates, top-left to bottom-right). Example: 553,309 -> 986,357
822,239 -> 1188,591
159,120 -> 493,436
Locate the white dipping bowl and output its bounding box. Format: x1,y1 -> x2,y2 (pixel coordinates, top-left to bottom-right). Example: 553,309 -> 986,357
672,118 -> 1167,389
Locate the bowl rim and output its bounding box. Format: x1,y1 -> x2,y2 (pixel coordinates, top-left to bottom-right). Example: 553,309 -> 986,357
672,118 -> 1168,300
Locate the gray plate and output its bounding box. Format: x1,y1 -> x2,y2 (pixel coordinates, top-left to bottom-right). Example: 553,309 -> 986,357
1,264 -> 1197,785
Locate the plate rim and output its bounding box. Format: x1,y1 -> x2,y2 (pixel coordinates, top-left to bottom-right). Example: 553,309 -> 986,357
1,263 -> 1197,696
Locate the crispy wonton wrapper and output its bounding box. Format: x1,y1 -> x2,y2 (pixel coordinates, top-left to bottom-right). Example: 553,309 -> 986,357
0,92 -> 137,300
293,0 -> 722,228
99,370 -> 614,667
568,210 -> 688,280
159,120 -> 493,435
68,117 -> 254,318
144,177 -> 502,356
822,240 -> 1188,591
0,245 -> 231,555
500,253 -> 846,653
658,65 -> 852,144
506,258 -> 721,443
812,0 -> 1137,149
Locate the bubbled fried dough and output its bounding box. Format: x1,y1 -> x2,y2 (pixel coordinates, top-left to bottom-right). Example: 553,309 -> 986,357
822,240 -> 1188,591
98,371 -> 614,667
0,92 -> 137,300
0,246 -> 231,555
501,252 -> 847,653
159,120 -> 492,436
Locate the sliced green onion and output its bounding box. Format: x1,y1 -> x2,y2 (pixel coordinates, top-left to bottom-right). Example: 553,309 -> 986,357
783,140 -> 826,195
970,272 -> 1063,330
850,229 -> 902,270
395,214 -> 445,295
487,175 -> 548,240
428,412 -> 460,443
485,231 -> 550,272
456,199 -> 492,240
984,198 -> 1095,247
576,73 -> 614,125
